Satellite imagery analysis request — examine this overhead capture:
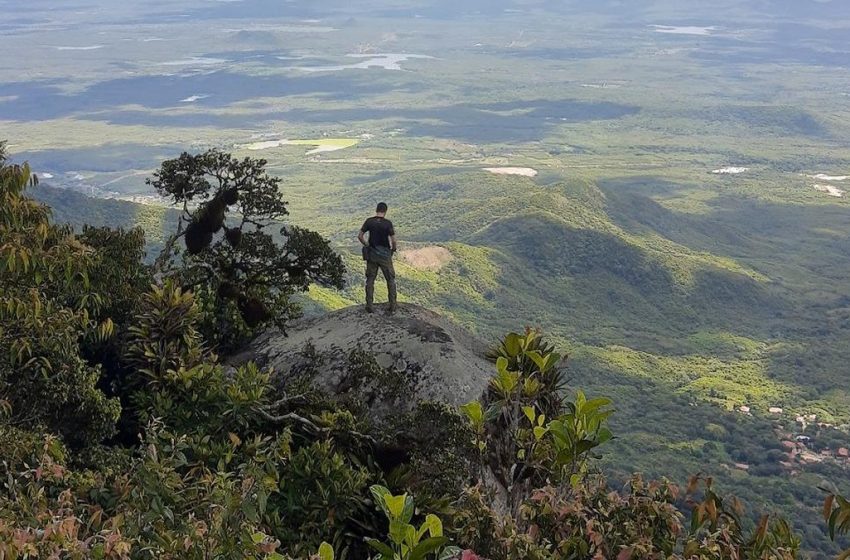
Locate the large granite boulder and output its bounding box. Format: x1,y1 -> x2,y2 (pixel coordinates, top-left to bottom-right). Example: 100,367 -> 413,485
230,303 -> 493,420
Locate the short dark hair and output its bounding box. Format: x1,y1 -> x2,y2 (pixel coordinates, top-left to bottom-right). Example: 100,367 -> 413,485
376,202 -> 388,213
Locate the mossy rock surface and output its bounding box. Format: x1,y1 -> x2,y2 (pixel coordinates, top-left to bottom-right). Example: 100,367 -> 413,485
231,303 -> 492,421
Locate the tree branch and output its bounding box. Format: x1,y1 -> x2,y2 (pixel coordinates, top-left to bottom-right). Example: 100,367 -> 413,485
255,408 -> 321,432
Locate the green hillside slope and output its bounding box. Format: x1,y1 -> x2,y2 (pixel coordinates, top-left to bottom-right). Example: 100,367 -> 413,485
310,169 -> 850,553
31,163 -> 850,552
31,184 -> 179,259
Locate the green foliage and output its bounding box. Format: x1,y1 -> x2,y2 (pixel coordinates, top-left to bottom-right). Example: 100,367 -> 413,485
823,491 -> 850,559
0,156 -> 120,448
540,390 -> 614,486
682,476 -> 800,560
453,475 -> 799,560
0,424 -> 292,559
274,440 -> 375,558
119,279 -> 384,559
78,225 -> 150,327
148,149 -> 345,352
456,333 -> 801,560
76,224 -> 151,392
366,485 -> 460,560
0,144 -> 814,558
465,332 -> 612,516
399,402 -> 476,503
318,542 -> 335,560
487,329 -> 566,418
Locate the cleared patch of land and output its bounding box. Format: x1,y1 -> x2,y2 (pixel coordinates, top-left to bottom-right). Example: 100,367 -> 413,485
400,246 -> 453,271
650,24 -> 716,35
55,45 -> 104,51
240,138 -> 359,154
814,184 -> 845,197
811,174 -> 849,181
712,167 -> 749,174
483,167 -> 538,177
290,53 -> 433,72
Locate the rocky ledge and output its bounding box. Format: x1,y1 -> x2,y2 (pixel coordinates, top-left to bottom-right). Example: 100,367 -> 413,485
230,303 -> 493,420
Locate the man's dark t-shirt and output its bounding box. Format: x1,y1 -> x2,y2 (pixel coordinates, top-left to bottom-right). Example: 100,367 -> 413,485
361,217 -> 395,250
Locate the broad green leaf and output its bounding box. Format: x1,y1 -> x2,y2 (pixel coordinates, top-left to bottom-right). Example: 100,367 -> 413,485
495,369 -> 520,395
404,523 -> 417,546
525,350 -> 546,371
574,390 -> 587,407
409,537 -> 450,560
523,378 -> 541,397
242,500 -> 258,522
366,539 -> 396,559
424,514 -> 443,538
575,439 -> 598,456
370,484 -> 392,517
318,542 -> 334,560
504,333 -> 522,356
401,494 -> 415,524
389,519 -> 410,545
460,401 -> 483,424
522,406 -> 536,424
583,397 -> 612,413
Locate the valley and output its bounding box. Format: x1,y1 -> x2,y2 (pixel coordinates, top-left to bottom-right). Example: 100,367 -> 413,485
3,0 -> 850,555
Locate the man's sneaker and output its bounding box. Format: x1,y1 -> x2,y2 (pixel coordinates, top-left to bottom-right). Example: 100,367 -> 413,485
365,305 -> 375,314
385,305 -> 397,316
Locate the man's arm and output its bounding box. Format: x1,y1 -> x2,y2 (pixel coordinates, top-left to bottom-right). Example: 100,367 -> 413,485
390,234 -> 397,252
358,220 -> 369,246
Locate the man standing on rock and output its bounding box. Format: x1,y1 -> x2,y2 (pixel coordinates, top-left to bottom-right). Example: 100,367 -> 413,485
359,202 -> 398,314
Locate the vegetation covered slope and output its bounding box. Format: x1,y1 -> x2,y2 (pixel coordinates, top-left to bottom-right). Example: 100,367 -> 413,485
20,149 -> 850,555
3,2 -> 850,554
8,147 -> 839,559
291,168 -> 850,555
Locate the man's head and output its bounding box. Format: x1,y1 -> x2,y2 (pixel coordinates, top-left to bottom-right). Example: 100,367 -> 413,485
376,202 -> 388,216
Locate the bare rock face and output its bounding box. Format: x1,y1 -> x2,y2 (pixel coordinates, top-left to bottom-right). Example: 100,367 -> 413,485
230,303 -> 493,419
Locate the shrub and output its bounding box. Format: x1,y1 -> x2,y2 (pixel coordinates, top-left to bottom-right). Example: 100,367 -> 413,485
0,157 -> 120,448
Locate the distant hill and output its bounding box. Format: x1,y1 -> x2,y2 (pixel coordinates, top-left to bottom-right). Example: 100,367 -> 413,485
31,184 -> 179,260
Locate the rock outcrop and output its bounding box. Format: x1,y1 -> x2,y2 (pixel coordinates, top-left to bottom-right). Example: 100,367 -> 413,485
230,303 -> 493,420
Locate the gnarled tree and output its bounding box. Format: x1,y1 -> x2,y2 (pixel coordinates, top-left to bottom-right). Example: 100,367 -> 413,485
148,149 -> 345,352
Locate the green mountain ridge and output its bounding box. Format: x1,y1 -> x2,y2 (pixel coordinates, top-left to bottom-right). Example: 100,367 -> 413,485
31,161 -> 850,553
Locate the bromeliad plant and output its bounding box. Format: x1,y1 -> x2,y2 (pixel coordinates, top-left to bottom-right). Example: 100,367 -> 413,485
462,331 -> 614,516
366,485 -> 460,560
